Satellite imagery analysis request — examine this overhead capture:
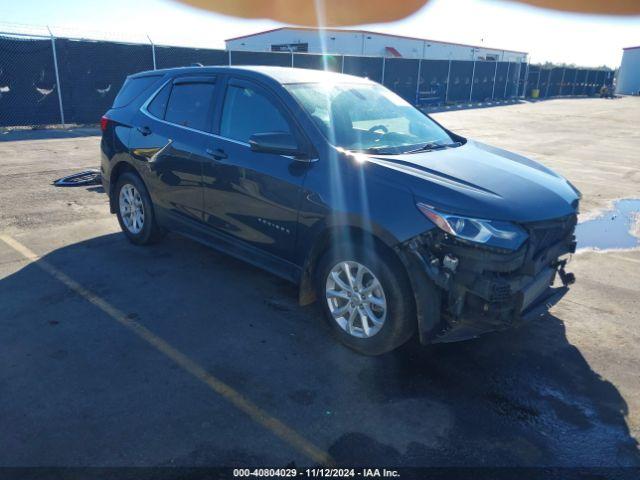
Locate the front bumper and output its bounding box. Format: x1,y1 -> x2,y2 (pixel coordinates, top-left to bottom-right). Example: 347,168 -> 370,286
396,214 -> 577,344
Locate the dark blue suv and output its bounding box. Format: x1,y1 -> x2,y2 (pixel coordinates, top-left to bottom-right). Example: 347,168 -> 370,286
101,66 -> 579,355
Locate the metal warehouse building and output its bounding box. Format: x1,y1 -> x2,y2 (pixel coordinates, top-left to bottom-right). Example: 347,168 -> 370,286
616,46 -> 640,95
225,27 -> 528,63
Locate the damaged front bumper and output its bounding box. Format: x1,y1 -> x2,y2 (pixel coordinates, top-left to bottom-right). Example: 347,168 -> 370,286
396,214 -> 577,344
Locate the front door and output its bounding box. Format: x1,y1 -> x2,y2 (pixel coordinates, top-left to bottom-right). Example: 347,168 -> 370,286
202,78 -> 308,263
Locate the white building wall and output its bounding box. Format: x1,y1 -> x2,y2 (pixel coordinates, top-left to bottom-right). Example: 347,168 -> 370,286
360,34 -> 422,58
225,29 -> 527,63
616,47 -> 640,95
226,30 -> 365,55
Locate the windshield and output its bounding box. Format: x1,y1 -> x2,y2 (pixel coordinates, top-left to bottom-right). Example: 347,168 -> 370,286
285,82 -> 457,154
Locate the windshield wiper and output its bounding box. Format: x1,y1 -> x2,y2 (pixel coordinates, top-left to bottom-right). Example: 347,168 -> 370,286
356,146 -> 399,155
404,141 -> 462,154
354,141 -> 462,155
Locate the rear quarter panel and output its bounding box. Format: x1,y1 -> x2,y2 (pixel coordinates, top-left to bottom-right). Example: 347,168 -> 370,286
101,74 -> 168,203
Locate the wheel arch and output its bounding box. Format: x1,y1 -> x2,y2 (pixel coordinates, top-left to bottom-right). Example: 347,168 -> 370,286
297,223 -> 412,308
108,161 -> 141,213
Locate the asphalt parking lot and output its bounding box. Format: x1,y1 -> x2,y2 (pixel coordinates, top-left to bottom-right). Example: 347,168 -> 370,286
1,97 -> 639,468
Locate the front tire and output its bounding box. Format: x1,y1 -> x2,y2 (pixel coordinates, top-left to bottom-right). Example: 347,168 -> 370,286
316,243 -> 415,355
115,172 -> 164,245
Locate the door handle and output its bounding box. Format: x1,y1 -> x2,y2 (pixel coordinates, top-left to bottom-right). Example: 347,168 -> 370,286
137,126 -> 152,136
206,148 -> 228,160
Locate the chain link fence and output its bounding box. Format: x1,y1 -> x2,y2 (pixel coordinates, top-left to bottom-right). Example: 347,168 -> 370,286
0,29 -> 615,128
0,35 -> 61,126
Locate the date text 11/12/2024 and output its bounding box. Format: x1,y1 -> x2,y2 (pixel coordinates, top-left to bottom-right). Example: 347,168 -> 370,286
233,468 -> 401,478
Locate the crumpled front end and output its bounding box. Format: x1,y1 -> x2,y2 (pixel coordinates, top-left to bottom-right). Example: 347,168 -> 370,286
396,214 -> 577,343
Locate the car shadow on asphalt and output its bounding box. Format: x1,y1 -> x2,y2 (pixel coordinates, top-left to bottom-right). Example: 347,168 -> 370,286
1,232 -> 639,468
333,321 -> 640,467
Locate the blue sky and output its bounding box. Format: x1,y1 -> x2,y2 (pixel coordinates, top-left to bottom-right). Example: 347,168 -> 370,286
1,0 -> 638,67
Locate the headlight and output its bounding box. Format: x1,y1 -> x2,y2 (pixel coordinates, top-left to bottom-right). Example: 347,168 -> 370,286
417,203 -> 528,250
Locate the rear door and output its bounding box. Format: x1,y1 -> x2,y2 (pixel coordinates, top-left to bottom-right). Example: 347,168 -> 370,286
129,75 -> 217,225
202,77 -> 309,263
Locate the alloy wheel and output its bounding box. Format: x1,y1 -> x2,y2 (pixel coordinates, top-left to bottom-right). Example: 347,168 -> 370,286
119,183 -> 145,234
325,261 -> 387,338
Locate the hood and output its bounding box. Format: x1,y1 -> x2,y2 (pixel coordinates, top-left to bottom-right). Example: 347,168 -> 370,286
364,140 -> 580,223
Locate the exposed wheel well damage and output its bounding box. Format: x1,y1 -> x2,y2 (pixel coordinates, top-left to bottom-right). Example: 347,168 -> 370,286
297,226 -> 414,310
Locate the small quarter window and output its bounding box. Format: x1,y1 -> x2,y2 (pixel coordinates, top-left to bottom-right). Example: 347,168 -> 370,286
147,83 -> 171,119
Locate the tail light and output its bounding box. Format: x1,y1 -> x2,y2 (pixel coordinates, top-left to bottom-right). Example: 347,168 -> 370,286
100,115 -> 110,132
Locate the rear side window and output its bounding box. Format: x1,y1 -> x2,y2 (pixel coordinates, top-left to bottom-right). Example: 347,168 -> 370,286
220,85 -> 291,143
165,82 -> 216,131
113,75 -> 161,108
147,83 -> 171,119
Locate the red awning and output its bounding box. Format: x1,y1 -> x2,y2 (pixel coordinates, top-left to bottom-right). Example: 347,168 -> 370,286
385,46 -> 402,57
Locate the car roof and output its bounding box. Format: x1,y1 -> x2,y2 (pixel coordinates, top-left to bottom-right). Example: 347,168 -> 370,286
131,65 -> 372,85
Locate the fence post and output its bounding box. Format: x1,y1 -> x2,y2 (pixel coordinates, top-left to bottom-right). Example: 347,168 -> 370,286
559,67 -> 566,96
415,59 -> 422,106
583,69 -> 590,95
147,35 -> 156,70
228,50 -> 232,66
381,57 -> 386,85
47,26 -> 65,127
572,69 -> 578,95
147,35 -> 158,70
504,61 -> 511,98
491,60 -> 498,100
544,68 -> 552,98
444,58 -> 452,104
468,58 -> 476,103
520,61 -> 528,98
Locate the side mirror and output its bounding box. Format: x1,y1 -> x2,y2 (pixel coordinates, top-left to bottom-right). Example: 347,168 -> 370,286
249,132 -> 306,158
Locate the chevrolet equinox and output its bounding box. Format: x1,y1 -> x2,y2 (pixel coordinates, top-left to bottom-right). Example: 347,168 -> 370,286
101,66 -> 579,355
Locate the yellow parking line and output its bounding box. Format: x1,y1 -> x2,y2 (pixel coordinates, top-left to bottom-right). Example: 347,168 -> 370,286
0,234 -> 334,466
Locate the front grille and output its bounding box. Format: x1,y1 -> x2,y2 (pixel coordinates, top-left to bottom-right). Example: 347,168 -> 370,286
525,214 -> 577,256
490,283 -> 512,302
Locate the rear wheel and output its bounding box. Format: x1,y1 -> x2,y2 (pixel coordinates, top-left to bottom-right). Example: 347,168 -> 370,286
316,243 -> 415,355
115,172 -> 164,245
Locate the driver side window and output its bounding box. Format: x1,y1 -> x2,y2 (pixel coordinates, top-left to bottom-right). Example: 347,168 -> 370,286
220,84 -> 292,143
